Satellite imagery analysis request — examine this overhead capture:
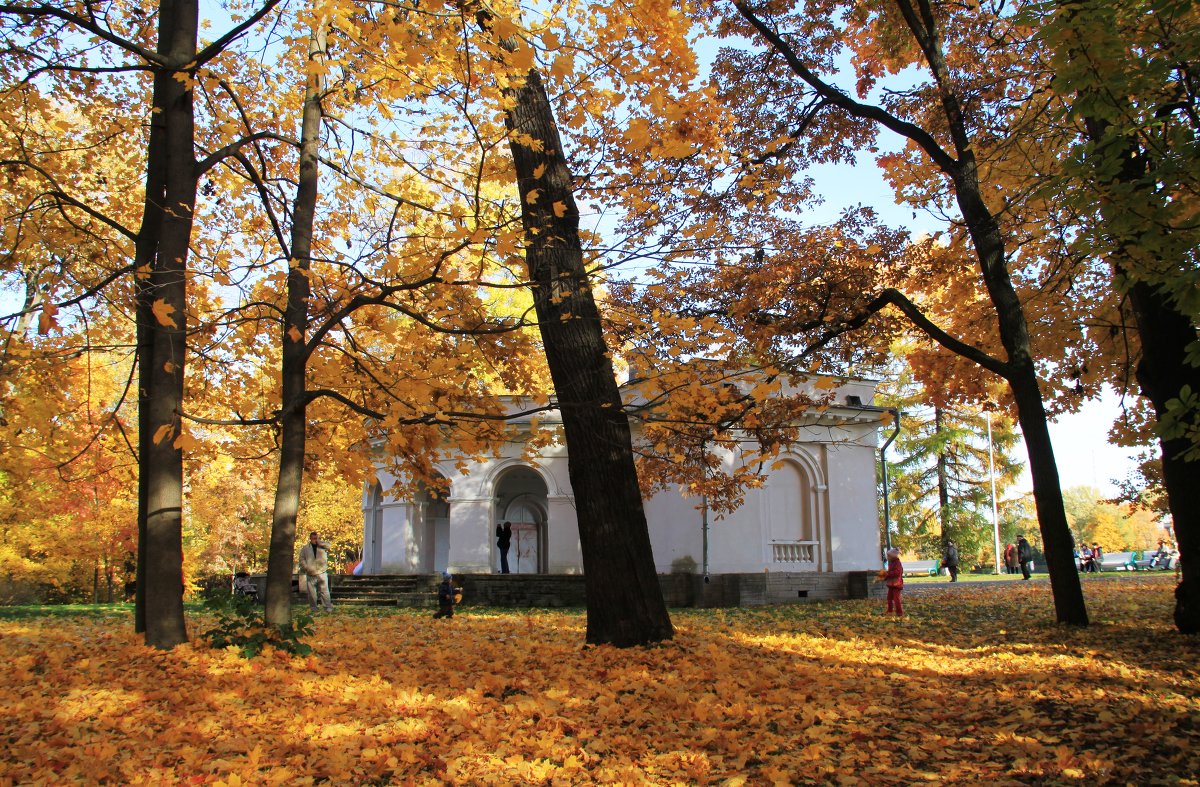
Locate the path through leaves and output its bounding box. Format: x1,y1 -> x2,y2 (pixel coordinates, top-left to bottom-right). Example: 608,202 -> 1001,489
2,576 -> 1196,784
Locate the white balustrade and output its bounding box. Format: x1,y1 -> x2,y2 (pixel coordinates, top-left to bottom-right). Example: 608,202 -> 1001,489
771,541 -> 818,564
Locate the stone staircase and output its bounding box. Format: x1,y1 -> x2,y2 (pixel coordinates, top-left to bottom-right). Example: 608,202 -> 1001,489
327,574 -> 440,607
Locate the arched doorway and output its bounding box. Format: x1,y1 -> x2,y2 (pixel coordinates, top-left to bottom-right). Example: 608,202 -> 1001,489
367,482 -> 384,574
494,466 -> 548,574
417,473 -> 450,573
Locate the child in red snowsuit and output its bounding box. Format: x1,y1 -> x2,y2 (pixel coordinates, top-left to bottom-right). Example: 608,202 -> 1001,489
884,548 -> 904,616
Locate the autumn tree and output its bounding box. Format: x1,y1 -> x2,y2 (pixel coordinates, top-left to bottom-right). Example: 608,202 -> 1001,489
1040,0 -> 1200,630
0,0 -> 291,646
606,0 -> 1094,624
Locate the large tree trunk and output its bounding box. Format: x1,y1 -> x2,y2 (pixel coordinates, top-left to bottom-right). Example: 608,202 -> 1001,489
132,0 -> 177,636
1052,0 -> 1200,631
140,0 -> 199,649
954,168 -> 1089,625
1126,283 -> 1200,632
501,67 -> 673,646
264,22 -> 326,628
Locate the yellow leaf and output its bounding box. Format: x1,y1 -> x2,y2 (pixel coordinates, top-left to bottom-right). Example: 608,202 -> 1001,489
37,303 -> 58,335
287,326 -> 303,343
550,53 -> 574,80
152,423 -> 174,446
553,201 -> 568,218
525,189 -> 541,204
163,360 -> 177,374
152,299 -> 177,328
507,43 -> 535,72
173,431 -> 196,451
532,163 -> 547,179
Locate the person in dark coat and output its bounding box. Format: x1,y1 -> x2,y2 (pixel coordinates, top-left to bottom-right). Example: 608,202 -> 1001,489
433,571 -> 459,619
496,521 -> 512,574
943,540 -> 960,582
1017,535 -> 1033,580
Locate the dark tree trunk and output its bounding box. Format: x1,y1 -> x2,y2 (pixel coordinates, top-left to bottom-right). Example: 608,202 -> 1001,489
265,22 -> 325,628
1073,107 -> 1200,632
501,67 -> 673,646
1126,282 -> 1200,632
935,406 -> 950,547
1051,0 -> 1200,630
953,167 -> 1089,625
142,0 -> 198,650
132,1 -> 175,636
137,0 -> 199,649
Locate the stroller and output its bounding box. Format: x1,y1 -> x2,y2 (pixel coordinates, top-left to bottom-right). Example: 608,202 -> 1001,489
232,572 -> 261,603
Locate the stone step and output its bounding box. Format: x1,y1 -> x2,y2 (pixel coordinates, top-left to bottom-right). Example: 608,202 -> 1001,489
335,594 -> 437,608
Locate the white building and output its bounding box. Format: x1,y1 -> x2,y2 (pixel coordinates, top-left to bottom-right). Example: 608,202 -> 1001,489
360,375 -> 887,578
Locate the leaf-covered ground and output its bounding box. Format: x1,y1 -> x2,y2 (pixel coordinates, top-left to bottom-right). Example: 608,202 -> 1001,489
2,575 -> 1196,785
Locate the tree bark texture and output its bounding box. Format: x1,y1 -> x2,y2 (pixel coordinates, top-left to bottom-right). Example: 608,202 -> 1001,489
1127,282 -> 1200,632
502,67 -> 674,646
140,0 -> 199,649
952,164 -> 1089,625
133,44 -> 169,636
265,22 -> 326,629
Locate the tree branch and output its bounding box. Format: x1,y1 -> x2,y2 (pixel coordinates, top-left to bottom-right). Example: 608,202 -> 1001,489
732,1 -> 961,174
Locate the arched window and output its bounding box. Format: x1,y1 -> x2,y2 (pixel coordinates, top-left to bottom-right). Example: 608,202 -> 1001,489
767,460 -> 816,564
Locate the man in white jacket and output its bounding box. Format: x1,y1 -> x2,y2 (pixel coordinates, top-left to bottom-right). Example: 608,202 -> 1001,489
299,531 -> 334,613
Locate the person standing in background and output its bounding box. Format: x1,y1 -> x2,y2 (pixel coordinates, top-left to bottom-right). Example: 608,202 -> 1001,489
298,531 -> 334,613
1016,535 -> 1033,580
496,521 -> 512,574
943,540 -> 960,582
884,547 -> 905,616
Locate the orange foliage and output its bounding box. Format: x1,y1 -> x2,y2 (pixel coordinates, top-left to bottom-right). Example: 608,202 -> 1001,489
2,578 -> 1196,783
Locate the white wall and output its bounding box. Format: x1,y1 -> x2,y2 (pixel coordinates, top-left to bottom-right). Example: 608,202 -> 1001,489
363,379 -> 886,576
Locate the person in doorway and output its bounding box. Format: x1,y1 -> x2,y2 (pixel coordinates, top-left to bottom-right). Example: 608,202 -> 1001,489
298,531 -> 334,613
433,571 -> 459,619
943,540 -> 960,582
1016,535 -> 1033,580
496,521 -> 512,574
884,547 -> 904,616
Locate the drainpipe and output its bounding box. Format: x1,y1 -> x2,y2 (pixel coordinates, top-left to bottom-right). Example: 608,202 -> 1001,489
880,408 -> 901,556
700,438 -> 710,583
